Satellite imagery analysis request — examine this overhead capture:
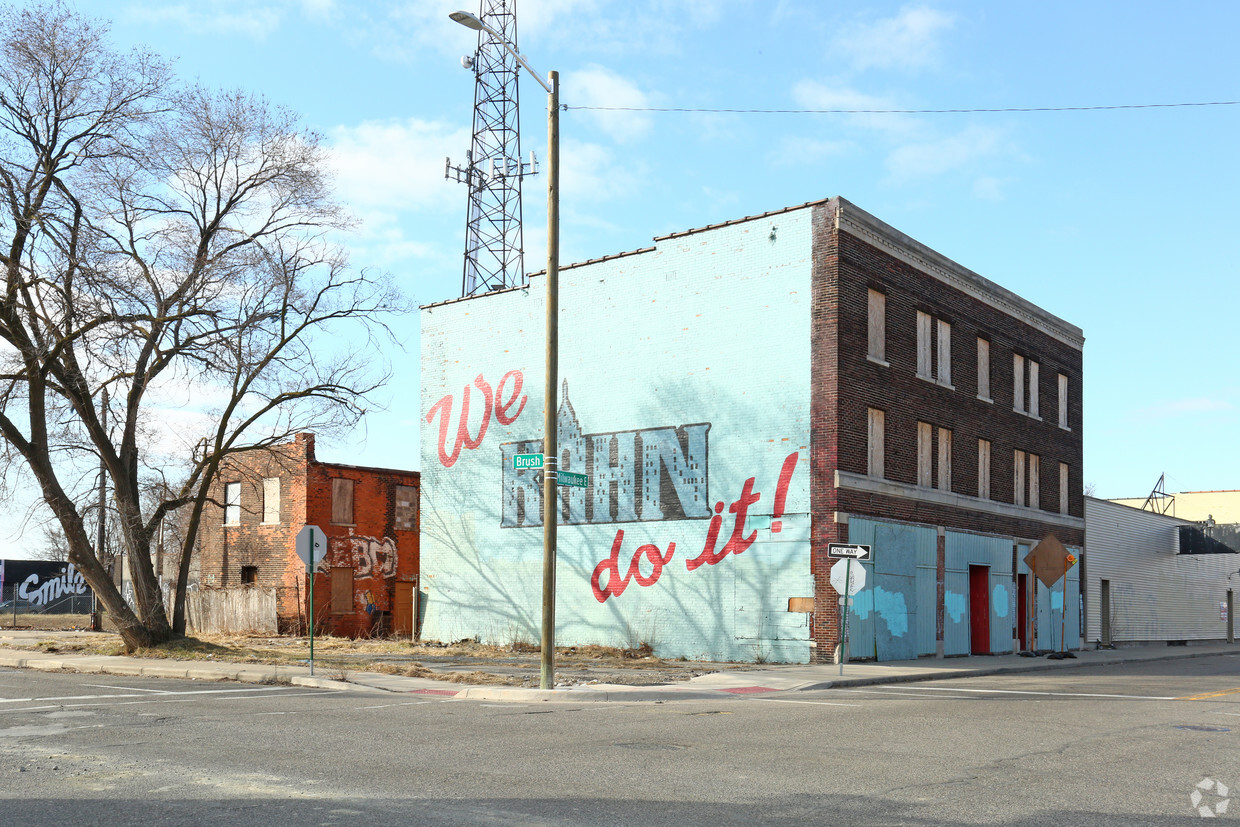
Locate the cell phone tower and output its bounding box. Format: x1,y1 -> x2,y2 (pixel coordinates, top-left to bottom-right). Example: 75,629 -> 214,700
445,0 -> 538,297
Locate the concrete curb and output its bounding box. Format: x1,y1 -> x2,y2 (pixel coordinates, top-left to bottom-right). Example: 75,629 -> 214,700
292,676 -> 384,692
453,685 -> 726,703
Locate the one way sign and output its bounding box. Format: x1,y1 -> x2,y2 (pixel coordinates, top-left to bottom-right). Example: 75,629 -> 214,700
827,543 -> 872,561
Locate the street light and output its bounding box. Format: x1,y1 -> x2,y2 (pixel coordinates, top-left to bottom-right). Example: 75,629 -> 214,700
450,10 -> 560,690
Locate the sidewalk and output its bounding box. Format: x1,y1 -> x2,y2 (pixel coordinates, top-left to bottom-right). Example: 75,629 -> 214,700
1,632 -> 1235,702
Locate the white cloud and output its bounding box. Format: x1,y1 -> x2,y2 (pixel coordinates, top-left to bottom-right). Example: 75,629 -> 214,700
327,118 -> 471,214
791,80 -> 919,136
885,124 -> 1011,181
832,5 -> 955,72
568,65 -> 653,142
972,176 -> 1012,201
1139,398 -> 1235,419
126,2 -> 283,40
771,136 -> 853,166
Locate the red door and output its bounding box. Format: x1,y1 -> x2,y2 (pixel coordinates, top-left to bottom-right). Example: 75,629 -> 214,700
1017,573 -> 1029,651
970,565 -> 990,655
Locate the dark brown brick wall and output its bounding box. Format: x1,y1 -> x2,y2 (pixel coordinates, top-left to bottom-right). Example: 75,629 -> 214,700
809,200 -> 1084,661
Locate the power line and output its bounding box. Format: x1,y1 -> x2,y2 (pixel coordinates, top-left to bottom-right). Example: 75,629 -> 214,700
563,100 -> 1240,115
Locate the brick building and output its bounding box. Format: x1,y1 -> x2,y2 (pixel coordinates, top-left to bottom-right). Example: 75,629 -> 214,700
198,433 -> 420,637
419,197 -> 1084,662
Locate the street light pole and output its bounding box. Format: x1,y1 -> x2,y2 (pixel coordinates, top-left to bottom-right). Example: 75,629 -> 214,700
450,11 -> 560,690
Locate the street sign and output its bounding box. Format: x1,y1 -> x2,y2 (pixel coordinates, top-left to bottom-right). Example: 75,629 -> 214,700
513,453 -> 544,470
557,470 -> 588,488
828,543 -> 872,560
830,559 -> 866,596
294,524 -> 327,568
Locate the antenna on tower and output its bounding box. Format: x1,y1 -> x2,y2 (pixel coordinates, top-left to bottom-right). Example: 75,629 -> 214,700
445,0 -> 538,297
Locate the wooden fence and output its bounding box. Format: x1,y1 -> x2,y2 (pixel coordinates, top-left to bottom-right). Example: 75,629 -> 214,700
186,587 -> 278,635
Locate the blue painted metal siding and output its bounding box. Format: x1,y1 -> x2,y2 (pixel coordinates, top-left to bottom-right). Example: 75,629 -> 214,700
1034,546 -> 1081,650
845,519 -> 936,661
945,532 -> 1013,656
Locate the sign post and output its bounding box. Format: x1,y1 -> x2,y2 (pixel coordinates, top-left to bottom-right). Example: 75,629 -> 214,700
829,549 -> 868,675
295,525 -> 326,676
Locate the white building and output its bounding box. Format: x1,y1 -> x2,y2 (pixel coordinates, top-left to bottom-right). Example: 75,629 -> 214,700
1084,497 -> 1237,646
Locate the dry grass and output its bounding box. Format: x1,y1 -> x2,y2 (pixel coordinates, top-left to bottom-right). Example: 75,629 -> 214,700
0,613 -> 93,631
366,661 -> 523,686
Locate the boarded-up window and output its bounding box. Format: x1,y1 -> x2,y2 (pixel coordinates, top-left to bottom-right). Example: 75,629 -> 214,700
917,421 -> 933,487
937,427 -> 952,492
332,478 -> 354,524
977,338 -> 990,400
936,319 -> 952,387
867,289 -> 886,362
1028,454 -> 1040,510
978,439 -> 991,500
224,482 -> 241,525
1058,373 -> 1069,429
1059,462 -> 1070,514
1028,360 -> 1040,419
1013,354 -> 1025,413
916,311 -> 932,379
395,484 -> 418,531
1014,450 -> 1026,507
331,567 -> 353,614
262,477 -> 280,524
867,408 -> 885,479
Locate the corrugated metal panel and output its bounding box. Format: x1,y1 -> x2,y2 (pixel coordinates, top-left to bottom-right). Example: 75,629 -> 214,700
946,531 -> 1014,655
1035,554 -> 1079,650
843,519 -> 935,661
1085,498 -> 1236,642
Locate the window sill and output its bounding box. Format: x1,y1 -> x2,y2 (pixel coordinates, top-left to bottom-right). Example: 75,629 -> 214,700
1059,424 -> 1071,432
937,380 -> 955,391
866,355 -> 890,368
977,395 -> 993,404
331,522 -> 356,527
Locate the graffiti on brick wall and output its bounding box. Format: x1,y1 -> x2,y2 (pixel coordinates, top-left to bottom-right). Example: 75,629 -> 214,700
330,535 -> 397,578
426,370 -> 527,468
593,451 -> 800,602
501,382 -> 711,527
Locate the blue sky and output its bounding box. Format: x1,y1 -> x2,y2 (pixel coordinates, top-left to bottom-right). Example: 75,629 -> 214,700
6,0 -> 1239,552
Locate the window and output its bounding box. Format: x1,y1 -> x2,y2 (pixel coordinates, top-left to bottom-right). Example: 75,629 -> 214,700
867,289 -> 887,364
916,311 -> 933,380
224,482 -> 241,526
1058,373 -> 1069,429
937,428 -> 952,492
917,421 -> 933,487
977,338 -> 991,401
936,319 -> 952,387
1059,462 -> 1070,514
867,408 -> 885,479
978,439 -> 991,499
332,478 -> 354,524
1028,360 -> 1040,419
1014,450 -> 1026,507
262,477 -> 280,524
1028,453 -> 1040,509
395,485 -> 418,531
330,567 -> 354,614
1013,354 -> 1025,413
240,565 -> 258,585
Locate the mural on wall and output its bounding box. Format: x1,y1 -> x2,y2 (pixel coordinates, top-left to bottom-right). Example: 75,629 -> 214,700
500,382 -> 710,528
426,369 -> 527,469
1,560 -> 91,609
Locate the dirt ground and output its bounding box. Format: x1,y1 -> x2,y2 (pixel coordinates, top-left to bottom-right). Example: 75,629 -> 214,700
0,625 -> 750,687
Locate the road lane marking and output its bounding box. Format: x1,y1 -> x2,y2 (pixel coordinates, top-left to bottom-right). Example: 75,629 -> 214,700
1176,688 -> 1240,701
829,688 -> 973,699
748,699 -> 862,707
0,686 -> 292,703
871,685 -> 1177,700
355,701 -> 434,709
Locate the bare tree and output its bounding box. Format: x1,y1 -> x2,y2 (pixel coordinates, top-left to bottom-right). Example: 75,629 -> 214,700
0,3 -> 404,649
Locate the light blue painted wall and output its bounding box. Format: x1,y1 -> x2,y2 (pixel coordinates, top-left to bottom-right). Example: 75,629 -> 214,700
420,209 -> 815,662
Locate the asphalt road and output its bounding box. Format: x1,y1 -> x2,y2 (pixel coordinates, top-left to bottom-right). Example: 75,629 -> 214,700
0,654 -> 1236,825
